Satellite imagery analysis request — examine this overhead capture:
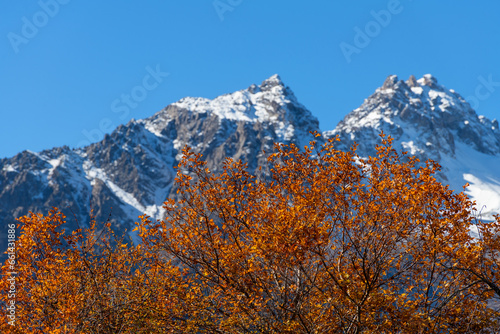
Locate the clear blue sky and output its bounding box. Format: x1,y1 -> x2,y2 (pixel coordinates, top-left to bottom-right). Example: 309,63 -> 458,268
1,1 -> 500,158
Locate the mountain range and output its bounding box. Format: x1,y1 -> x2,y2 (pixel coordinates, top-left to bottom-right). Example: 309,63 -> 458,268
1,74 -> 499,252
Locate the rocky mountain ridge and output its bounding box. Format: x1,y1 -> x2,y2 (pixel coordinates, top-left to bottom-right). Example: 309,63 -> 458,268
1,74 -> 499,253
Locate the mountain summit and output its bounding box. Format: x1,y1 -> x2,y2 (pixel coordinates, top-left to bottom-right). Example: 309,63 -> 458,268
328,74 -> 500,156
327,74 -> 500,220
146,73 -> 319,154
0,75 -> 320,249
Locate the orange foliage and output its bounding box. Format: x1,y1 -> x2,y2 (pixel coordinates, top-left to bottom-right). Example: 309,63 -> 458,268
0,210 -> 194,333
2,135 -> 499,333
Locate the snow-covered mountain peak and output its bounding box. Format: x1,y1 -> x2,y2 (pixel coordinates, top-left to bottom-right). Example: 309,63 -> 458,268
331,74 -> 500,156
380,74 -> 399,90
259,73 -> 284,90
327,74 -> 500,220
169,74 -> 301,123
418,73 -> 439,87
141,75 -> 319,147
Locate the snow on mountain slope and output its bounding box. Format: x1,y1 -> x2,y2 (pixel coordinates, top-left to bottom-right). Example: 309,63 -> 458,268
440,142 -> 500,220
326,74 -> 500,220
150,74 -> 319,154
139,74 -> 320,172
172,75 -> 302,128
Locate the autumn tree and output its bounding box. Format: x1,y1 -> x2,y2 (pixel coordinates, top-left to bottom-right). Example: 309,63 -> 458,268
0,209 -> 201,333
137,135 -> 497,333
446,212 -> 500,314
2,134 -> 500,333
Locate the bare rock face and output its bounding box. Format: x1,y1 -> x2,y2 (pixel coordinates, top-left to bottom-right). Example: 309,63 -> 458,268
0,75 -> 320,253
407,75 -> 418,88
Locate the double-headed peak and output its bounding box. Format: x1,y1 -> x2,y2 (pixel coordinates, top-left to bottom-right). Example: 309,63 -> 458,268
2,72 -> 500,238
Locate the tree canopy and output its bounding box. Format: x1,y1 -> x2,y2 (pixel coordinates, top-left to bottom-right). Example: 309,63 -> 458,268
2,135 -> 500,333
